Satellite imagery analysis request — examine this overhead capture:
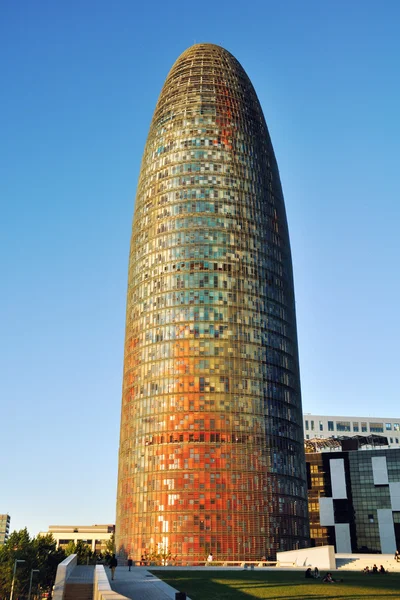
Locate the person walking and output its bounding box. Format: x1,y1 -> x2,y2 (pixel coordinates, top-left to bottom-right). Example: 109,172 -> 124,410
109,554 -> 118,580
128,558 -> 133,571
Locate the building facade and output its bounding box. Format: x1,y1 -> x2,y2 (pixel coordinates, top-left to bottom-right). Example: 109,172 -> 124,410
39,524 -> 114,554
303,414 -> 400,446
306,441 -> 400,553
0,514 -> 10,545
116,43 -> 309,562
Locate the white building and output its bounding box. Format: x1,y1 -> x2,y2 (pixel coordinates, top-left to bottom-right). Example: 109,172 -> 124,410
303,414 -> 400,446
39,524 -> 114,553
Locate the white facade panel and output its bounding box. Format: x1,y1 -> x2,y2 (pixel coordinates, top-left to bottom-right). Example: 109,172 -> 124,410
334,524 -> 352,553
330,459 -> 347,499
389,482 -> 400,510
319,497 -> 334,526
377,509 -> 396,554
372,456 -> 388,485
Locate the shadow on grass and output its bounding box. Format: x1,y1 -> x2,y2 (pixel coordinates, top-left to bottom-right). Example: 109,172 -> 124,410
150,569 -> 400,600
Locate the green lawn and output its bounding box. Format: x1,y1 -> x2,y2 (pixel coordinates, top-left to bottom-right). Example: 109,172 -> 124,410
150,569 -> 400,599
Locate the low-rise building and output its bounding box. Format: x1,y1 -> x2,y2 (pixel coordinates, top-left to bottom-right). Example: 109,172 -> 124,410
39,524 -> 114,553
306,437 -> 400,554
0,514 -> 10,545
303,414 -> 400,446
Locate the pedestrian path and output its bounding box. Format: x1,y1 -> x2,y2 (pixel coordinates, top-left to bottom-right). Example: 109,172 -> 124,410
106,566 -> 190,600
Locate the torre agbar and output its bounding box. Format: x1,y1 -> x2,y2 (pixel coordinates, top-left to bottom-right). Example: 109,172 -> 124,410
116,43 -> 309,562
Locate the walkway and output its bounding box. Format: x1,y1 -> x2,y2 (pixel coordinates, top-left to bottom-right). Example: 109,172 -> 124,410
106,566 -> 189,600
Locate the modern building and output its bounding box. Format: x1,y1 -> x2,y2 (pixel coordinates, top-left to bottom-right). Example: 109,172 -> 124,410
0,514 -> 10,545
116,43 -> 309,562
39,524 -> 114,553
303,414 -> 400,446
306,437 -> 400,553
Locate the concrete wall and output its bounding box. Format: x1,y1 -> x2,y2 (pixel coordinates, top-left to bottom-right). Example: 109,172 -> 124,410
53,554 -> 77,600
277,546 -> 336,570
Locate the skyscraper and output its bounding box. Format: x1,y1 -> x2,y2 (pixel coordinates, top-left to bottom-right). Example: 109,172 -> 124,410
116,43 -> 309,562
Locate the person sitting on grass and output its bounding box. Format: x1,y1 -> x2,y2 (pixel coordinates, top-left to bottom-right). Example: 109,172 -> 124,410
322,572 -> 334,583
313,567 -> 320,579
305,567 -> 313,578
372,564 -> 378,574
362,566 -> 370,574
379,565 -> 386,574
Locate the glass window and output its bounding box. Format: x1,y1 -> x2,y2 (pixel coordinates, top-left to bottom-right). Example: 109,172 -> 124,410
361,422 -> 367,432
394,423 -> 400,432
369,422 -> 384,433
328,421 -> 334,432
305,420 -> 309,431
353,422 -> 359,432
385,423 -> 392,431
319,421 -> 323,431
336,421 -> 351,432
311,420 -> 314,431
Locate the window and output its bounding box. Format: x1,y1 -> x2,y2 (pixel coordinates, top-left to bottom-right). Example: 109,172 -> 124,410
319,421 -> 323,431
353,422 -> 359,432
328,421 -> 334,432
361,422 -> 367,432
305,420 -> 309,431
390,438 -> 393,443
385,423 -> 392,431
336,421 -> 350,432
369,422 -> 384,433
311,420 -> 314,431
394,424 -> 400,432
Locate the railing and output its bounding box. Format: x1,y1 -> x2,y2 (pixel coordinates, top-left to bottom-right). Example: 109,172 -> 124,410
53,554 -> 77,600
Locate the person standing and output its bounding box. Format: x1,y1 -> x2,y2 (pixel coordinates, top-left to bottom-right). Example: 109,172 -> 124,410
128,558 -> 133,571
109,554 -> 118,580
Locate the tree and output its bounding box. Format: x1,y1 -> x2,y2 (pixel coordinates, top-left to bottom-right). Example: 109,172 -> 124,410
64,540 -> 76,556
0,529 -> 65,599
75,540 -> 94,565
104,533 -> 115,560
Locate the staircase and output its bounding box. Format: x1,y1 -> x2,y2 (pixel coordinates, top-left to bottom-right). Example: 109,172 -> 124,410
335,553 -> 400,572
64,583 -> 92,600
64,565 -> 94,600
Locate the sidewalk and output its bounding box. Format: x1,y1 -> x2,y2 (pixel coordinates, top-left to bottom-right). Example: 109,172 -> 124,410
106,566 -> 190,600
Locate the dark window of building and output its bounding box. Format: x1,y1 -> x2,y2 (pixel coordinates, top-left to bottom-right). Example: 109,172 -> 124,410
305,420 -> 309,431
328,421 -> 334,432
361,422 -> 367,432
353,422 -> 359,432
336,421 -> 351,432
369,422 -> 384,433
319,421 -> 323,431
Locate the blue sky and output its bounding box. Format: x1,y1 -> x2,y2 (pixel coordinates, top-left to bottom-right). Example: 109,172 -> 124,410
1,1 -> 399,536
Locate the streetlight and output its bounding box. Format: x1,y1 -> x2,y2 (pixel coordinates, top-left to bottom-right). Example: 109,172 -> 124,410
10,559 -> 25,600
28,569 -> 39,600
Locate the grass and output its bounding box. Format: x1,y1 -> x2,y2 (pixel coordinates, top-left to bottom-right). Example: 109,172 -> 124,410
150,569 -> 400,599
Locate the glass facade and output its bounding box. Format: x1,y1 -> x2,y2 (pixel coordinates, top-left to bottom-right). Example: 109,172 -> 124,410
116,43 -> 309,562
306,448 -> 400,553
